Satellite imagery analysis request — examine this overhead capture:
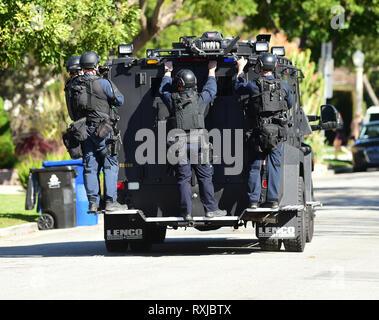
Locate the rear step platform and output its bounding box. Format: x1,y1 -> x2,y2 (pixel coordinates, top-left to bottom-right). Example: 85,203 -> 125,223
104,205 -> 308,225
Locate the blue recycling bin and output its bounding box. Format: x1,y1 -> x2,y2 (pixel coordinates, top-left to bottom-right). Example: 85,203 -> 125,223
42,159 -> 98,226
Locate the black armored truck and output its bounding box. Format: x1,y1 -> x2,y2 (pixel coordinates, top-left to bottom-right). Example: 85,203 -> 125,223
103,31 -> 339,253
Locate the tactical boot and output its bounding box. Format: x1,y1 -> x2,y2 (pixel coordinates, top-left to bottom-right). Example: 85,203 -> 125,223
88,202 -> 99,214
105,201 -> 128,212
180,209 -> 193,221
182,213 -> 193,221
249,201 -> 258,209
263,201 -> 279,209
270,201 -> 279,209
205,209 -> 227,218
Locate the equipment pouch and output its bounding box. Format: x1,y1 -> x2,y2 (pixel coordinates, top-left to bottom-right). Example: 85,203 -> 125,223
70,117 -> 88,141
62,130 -> 83,159
96,118 -> 113,139
259,123 -> 281,151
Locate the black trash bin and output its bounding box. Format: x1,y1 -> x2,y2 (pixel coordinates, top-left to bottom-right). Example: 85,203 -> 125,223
27,166 -> 78,230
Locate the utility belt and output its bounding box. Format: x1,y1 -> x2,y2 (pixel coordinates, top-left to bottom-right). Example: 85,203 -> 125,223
63,115 -> 121,159
244,112 -> 289,152
167,129 -> 208,144
258,113 -> 288,152
166,129 -> 213,165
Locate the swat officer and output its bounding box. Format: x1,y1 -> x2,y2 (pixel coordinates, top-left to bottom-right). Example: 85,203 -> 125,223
235,54 -> 294,209
76,51 -> 126,213
64,56 -> 83,121
159,61 -> 227,221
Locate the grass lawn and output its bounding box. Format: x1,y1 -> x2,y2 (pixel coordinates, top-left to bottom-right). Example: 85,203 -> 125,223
322,146 -> 352,170
0,194 -> 39,229
322,158 -> 352,169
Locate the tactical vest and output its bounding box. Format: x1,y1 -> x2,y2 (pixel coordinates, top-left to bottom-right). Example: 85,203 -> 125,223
253,78 -> 288,115
249,77 -> 290,151
170,91 -> 205,131
71,75 -> 110,121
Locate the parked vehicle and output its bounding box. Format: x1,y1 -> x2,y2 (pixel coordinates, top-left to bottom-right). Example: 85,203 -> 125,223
352,120 -> 379,172
364,106 -> 379,123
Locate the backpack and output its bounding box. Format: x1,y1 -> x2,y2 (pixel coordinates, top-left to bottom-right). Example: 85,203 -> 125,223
70,75 -> 102,119
251,78 -> 290,151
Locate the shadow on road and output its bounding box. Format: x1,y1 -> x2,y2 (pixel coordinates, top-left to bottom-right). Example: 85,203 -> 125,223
314,185 -> 379,208
0,237 -> 266,258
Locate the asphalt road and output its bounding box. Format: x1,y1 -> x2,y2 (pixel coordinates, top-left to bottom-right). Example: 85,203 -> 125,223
1,169 -> 379,300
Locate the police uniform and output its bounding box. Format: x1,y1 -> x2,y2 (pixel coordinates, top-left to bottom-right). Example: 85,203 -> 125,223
79,73 -> 124,209
159,74 -> 221,218
235,74 -> 294,206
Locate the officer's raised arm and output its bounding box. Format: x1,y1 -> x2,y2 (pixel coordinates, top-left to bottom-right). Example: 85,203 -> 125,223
237,56 -> 248,78
159,61 -> 174,107
199,60 -> 217,105
234,57 -> 259,96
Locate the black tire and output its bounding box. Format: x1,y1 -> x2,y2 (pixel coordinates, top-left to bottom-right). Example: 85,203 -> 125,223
105,240 -> 129,253
305,207 -> 315,243
37,213 -> 54,230
353,165 -> 367,172
259,238 -> 282,251
283,177 -> 306,252
255,224 -> 282,251
306,181 -> 315,243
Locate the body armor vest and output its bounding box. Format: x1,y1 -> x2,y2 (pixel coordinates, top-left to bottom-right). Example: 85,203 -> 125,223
253,78 -> 288,114
170,91 -> 205,131
248,77 -> 290,151
71,75 -> 110,121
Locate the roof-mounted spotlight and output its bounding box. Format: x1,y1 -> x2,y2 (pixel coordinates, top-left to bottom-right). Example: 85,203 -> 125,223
271,46 -> 285,56
255,41 -> 269,52
118,44 -> 134,57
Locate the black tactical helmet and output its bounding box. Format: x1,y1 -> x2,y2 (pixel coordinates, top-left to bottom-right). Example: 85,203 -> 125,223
258,53 -> 277,71
174,69 -> 197,90
66,56 -> 81,74
80,51 -> 101,69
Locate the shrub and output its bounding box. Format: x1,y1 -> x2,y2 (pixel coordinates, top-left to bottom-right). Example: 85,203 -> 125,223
15,133 -> 57,159
16,152 -> 71,189
0,97 -> 17,168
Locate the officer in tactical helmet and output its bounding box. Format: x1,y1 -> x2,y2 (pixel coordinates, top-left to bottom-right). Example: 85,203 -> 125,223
159,61 -> 227,221
76,51 -> 126,213
235,53 -> 294,209
64,56 -> 83,121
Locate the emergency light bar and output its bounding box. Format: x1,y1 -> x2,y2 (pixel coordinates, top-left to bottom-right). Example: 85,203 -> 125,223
255,41 -> 269,52
118,44 -> 134,56
271,46 -> 285,56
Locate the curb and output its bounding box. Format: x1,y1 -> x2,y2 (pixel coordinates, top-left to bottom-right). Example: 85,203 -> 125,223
0,222 -> 39,239
0,215 -> 104,239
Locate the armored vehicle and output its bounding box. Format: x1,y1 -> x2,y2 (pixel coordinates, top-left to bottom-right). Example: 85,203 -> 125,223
103,31 -> 339,252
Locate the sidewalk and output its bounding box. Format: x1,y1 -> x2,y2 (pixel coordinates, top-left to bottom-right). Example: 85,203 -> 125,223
0,185 -> 25,194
